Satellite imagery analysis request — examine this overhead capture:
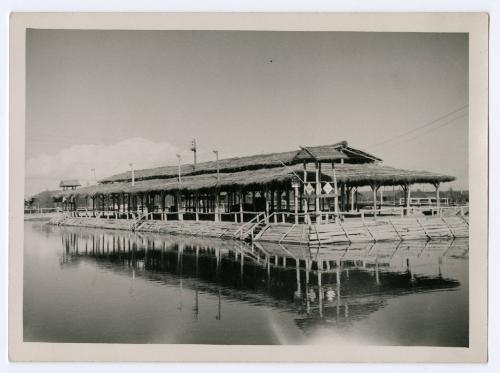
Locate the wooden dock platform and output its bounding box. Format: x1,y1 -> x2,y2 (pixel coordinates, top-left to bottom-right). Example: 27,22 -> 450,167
49,213 -> 469,245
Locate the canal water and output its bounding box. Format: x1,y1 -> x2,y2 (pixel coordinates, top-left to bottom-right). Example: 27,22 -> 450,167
23,221 -> 469,346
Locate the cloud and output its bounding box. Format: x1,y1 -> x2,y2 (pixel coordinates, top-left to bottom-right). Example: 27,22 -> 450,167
25,137 -> 178,197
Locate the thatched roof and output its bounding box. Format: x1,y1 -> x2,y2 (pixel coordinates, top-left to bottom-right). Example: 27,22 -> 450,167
325,163 -> 455,187
293,145 -> 347,162
59,179 -> 81,187
99,141 -> 381,184
55,163 -> 454,199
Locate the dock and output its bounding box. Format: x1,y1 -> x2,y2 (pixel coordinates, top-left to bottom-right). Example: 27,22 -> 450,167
49,207 -> 468,245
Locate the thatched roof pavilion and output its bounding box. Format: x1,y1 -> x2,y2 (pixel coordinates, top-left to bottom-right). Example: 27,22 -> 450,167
39,140 -> 455,222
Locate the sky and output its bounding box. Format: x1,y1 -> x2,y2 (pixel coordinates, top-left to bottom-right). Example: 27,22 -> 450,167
25,30 -> 468,197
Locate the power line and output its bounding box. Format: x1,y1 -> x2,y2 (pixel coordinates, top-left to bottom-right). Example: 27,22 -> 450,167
377,111 -> 468,152
366,104 -> 468,149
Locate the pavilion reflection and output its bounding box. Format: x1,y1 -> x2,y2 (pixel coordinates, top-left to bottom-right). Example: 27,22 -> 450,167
56,225 -> 467,330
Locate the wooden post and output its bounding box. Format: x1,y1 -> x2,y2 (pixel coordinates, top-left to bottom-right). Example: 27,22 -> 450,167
350,187 -> 355,211
340,183 -> 346,212
407,184 -> 412,213
265,189 -> 270,223
315,161 -> 321,224
195,193 -> 199,221
293,185 -> 299,224
214,189 -> 220,222
434,182 -> 441,214
239,191 -> 244,223
303,162 -> 308,222
372,184 -> 378,217
333,163 -> 339,217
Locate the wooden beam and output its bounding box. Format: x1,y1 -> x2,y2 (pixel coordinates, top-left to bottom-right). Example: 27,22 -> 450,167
333,163 -> 339,216
315,161 -> 321,224
303,162 -> 308,221
293,186 -> 299,224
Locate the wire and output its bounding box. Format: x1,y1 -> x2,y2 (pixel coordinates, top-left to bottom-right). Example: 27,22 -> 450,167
367,104 -> 468,149
376,111 -> 468,152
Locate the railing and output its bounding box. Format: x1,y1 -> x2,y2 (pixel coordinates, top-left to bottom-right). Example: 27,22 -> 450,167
24,207 -> 61,214
234,212 -> 266,239
52,204 -> 469,228
398,197 -> 450,206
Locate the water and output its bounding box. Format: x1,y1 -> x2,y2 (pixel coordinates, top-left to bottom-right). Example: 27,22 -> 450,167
23,221 -> 469,346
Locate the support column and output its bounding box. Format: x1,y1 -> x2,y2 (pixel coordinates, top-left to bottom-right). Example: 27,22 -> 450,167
315,161 -> 321,224
265,189 -> 270,223
195,193 -> 199,221
293,185 -> 299,224
332,162 -> 339,217
303,162 -> 309,222
214,189 -> 220,222
407,184 -> 412,212
371,184 -> 379,217
433,182 -> 441,214
340,183 -> 346,212
239,191 -> 244,223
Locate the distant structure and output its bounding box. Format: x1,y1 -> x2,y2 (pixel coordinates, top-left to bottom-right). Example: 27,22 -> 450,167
59,179 -> 81,191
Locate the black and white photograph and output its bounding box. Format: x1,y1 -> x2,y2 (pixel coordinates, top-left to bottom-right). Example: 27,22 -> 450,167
8,12 -> 489,363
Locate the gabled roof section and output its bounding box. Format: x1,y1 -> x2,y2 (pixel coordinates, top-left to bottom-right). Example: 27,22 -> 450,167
293,145 -> 348,163
336,143 -> 383,163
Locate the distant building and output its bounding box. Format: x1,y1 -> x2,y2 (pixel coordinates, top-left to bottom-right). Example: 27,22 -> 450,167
59,180 -> 81,191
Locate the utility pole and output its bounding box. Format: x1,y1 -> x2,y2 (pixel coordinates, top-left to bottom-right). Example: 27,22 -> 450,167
213,150 -> 220,222
213,150 -> 220,182
176,154 -> 182,183
129,163 -> 135,186
190,139 -> 197,170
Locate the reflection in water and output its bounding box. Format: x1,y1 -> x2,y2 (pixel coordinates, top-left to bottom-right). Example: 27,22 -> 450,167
25,222 -> 469,346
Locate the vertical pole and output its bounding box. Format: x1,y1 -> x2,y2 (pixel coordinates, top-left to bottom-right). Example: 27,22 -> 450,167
239,191 -> 244,223
333,162 -> 339,217
293,186 -> 299,224
315,161 -> 321,224
265,189 -> 270,223
435,182 -> 441,214
176,154 -> 182,184
303,162 -> 308,222
407,184 -> 412,214
195,193 -> 199,221
372,184 -> 378,217
129,163 -> 135,187
350,187 -> 355,211
340,183 -> 346,212
214,189 -> 220,222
